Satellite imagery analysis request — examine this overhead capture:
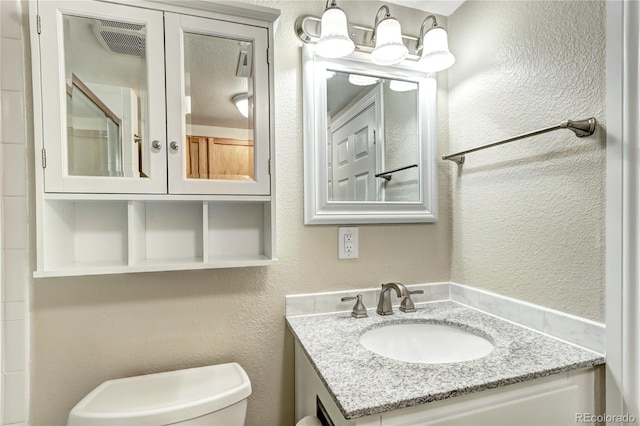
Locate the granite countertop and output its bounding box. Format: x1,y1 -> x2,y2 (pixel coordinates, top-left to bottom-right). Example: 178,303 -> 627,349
286,300 -> 605,420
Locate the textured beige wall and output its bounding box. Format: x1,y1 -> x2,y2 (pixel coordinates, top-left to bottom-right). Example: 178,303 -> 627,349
448,0 -> 606,321
28,2 -> 451,425
25,1 -> 607,424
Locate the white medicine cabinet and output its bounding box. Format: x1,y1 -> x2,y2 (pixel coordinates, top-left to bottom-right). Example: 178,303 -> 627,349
30,0 -> 279,277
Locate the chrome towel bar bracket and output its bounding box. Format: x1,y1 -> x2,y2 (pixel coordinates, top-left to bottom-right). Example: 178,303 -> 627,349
442,117 -> 597,165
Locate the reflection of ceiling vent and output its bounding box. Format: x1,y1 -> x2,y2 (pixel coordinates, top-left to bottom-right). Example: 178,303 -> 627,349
93,20 -> 146,58
236,50 -> 250,77
236,43 -> 252,78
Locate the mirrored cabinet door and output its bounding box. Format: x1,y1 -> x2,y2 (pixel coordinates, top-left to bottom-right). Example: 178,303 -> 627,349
165,13 -> 271,195
37,1 -> 167,193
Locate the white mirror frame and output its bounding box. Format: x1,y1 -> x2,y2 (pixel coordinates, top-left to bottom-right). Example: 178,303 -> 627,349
302,44 -> 438,224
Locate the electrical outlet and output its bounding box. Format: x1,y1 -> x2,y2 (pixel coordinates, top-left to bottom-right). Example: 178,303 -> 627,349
338,227 -> 358,259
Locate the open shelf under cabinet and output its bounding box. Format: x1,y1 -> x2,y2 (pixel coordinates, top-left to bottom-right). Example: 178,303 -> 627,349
35,198 -> 275,277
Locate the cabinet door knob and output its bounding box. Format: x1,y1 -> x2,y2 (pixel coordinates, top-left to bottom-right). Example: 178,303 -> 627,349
170,141 -> 180,151
152,140 -> 162,150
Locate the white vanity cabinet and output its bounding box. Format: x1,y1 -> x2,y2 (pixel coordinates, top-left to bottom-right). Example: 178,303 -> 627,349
30,0 -> 279,276
295,344 -> 603,426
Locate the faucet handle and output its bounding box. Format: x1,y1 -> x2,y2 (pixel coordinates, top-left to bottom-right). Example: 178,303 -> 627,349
341,294 -> 368,318
399,289 -> 424,313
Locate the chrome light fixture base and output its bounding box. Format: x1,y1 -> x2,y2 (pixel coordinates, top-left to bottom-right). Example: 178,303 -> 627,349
295,15 -> 421,59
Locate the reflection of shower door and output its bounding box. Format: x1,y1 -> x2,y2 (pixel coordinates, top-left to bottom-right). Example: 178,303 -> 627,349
331,104 -> 377,201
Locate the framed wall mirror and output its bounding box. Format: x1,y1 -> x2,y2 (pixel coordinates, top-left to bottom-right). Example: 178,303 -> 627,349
302,45 -> 438,224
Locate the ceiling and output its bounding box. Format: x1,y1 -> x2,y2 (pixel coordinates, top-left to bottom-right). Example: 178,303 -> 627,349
385,0 -> 465,16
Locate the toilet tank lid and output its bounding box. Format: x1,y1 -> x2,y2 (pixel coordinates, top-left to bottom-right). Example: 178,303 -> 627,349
68,362 -> 251,426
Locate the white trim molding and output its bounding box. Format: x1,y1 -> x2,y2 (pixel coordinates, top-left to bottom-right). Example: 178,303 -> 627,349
606,0 -> 640,423
301,44 -> 439,224
1,0 -> 31,423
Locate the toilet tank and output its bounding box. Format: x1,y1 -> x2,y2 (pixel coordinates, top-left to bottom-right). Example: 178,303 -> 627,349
68,363 -> 251,425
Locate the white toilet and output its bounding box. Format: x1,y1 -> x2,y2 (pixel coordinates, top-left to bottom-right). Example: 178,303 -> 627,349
68,362 -> 251,425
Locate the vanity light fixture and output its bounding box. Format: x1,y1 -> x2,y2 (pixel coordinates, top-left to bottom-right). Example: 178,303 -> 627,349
370,6 -> 408,66
315,0 -> 355,59
417,15 -> 455,72
232,93 -> 251,118
295,6 -> 456,73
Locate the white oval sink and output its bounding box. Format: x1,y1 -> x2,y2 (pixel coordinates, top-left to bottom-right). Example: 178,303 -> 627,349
359,322 -> 494,364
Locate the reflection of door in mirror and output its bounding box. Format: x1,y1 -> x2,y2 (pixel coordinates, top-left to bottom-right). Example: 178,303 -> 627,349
326,71 -> 420,202
183,32 -> 255,182
329,84 -> 383,202
66,75 -> 122,177
63,14 -> 147,178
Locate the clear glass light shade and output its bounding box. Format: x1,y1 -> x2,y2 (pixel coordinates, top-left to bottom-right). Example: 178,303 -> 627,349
316,7 -> 355,58
371,18 -> 408,65
419,27 -> 455,72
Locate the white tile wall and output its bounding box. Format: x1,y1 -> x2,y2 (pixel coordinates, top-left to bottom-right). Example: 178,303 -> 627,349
1,1 -> 30,424
1,41 -> 23,92
2,371 -> 27,424
3,250 -> 27,303
1,91 -> 25,145
2,145 -> 26,196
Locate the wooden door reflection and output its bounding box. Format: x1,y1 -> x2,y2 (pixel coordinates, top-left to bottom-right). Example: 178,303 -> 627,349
186,135 -> 254,180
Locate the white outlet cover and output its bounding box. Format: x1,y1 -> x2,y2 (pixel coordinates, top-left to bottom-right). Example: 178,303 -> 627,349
338,227 -> 358,259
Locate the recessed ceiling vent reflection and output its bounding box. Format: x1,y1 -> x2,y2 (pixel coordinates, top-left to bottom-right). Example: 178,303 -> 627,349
93,20 -> 146,57
236,43 -> 252,77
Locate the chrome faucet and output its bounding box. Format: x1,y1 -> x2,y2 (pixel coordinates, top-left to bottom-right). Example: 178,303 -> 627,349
376,282 -> 409,315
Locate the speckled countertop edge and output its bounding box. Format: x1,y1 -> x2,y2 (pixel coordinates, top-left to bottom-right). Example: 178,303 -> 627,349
286,300 -> 605,420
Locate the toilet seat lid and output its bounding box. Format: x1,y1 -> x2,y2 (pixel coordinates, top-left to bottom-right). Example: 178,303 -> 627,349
68,362 -> 251,425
